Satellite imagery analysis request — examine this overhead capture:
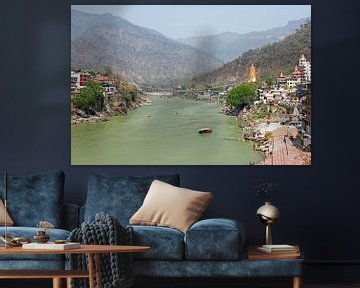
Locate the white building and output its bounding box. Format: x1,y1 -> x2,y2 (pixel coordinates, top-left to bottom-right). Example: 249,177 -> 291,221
299,54 -> 311,81
260,89 -> 287,104
286,77 -> 302,90
71,71 -> 90,89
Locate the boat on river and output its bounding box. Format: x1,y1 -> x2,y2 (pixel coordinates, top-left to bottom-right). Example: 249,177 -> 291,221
198,128 -> 213,134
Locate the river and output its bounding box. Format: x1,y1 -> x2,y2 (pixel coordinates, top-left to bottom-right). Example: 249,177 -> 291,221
71,96 -> 263,165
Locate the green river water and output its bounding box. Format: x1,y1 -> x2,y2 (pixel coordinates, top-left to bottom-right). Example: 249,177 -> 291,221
71,96 -> 263,165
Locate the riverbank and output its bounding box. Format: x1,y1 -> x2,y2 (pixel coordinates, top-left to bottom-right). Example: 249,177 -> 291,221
71,95 -> 151,125
235,105 -> 311,165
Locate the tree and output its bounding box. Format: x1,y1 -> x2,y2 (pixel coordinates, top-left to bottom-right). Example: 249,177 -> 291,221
260,71 -> 275,88
82,69 -> 96,76
119,82 -> 137,102
103,66 -> 113,77
73,81 -> 104,114
194,83 -> 205,91
226,83 -> 256,109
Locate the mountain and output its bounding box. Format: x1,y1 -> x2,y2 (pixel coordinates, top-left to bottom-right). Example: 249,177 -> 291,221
193,21 -> 311,85
178,18 -> 310,63
71,10 -> 223,87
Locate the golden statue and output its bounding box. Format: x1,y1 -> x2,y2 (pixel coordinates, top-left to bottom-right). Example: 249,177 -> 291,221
247,64 -> 257,83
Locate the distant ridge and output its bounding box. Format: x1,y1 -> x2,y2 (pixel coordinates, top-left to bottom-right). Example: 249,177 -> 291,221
193,21 -> 311,86
178,18 -> 310,62
71,10 -> 223,87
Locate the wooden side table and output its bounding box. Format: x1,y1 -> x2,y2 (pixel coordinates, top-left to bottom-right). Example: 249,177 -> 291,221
0,244 -> 150,288
247,245 -> 303,288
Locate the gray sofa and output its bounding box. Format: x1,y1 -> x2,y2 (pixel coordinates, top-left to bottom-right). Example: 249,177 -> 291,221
0,170 -> 78,270
80,173 -> 304,282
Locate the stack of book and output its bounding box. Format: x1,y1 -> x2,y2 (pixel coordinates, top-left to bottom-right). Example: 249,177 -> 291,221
22,242 -> 80,250
257,244 -> 299,254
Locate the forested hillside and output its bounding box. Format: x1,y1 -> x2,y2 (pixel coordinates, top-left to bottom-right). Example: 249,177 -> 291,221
193,21 -> 311,85
71,10 -> 222,87
178,18 -> 309,62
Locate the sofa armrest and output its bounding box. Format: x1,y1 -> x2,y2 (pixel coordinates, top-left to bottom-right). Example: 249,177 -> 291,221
184,218 -> 245,260
63,204 -> 80,231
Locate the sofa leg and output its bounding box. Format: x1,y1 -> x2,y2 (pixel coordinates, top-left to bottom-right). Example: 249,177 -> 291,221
67,277 -> 72,288
293,276 -> 302,288
53,278 -> 62,288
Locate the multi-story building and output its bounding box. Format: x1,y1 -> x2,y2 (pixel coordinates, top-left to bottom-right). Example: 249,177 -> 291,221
298,54 -> 311,81
277,55 -> 311,84
93,75 -> 117,100
71,71 -> 90,90
277,72 -> 287,86
276,55 -> 311,93
301,83 -> 311,134
286,77 -> 302,90
259,88 -> 287,104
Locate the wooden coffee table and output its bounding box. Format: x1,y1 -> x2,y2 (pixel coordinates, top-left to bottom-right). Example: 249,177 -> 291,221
0,244 -> 150,288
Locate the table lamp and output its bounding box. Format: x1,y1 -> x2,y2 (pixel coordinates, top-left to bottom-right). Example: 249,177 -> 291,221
256,201 -> 280,245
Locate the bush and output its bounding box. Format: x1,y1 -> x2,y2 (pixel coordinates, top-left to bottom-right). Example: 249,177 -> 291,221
226,83 -> 256,109
73,81 -> 104,114
120,82 -> 137,102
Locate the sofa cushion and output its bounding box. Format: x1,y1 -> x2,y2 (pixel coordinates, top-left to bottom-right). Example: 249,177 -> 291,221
130,180 -> 213,233
0,171 -> 64,227
130,225 -> 184,260
184,218 -> 244,260
0,227 -> 70,261
84,173 -> 180,225
0,199 -> 14,226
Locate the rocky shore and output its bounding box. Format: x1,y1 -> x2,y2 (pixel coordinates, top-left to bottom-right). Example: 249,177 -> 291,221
71,96 -> 151,125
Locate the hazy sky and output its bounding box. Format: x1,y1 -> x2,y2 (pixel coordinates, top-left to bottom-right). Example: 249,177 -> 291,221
72,5 -> 311,39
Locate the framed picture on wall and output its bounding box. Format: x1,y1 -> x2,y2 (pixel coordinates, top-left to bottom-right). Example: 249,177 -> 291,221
70,5 -> 311,165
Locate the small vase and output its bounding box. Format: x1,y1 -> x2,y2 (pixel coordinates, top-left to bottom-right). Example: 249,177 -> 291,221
33,230 -> 50,243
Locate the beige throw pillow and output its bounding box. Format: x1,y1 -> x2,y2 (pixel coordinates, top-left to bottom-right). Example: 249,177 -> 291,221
0,199 -> 14,226
130,180 -> 213,233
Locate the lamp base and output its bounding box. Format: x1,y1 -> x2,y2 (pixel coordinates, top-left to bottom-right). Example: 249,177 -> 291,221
265,223 -> 272,245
